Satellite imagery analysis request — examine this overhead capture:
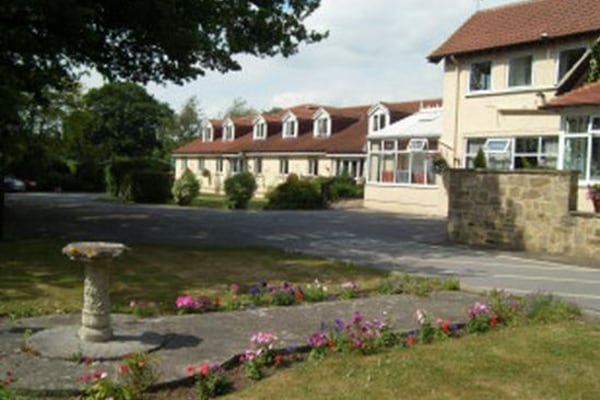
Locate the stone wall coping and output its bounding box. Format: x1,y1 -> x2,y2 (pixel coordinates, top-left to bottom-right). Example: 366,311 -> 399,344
447,168 -> 577,177
570,211 -> 600,219
62,241 -> 129,262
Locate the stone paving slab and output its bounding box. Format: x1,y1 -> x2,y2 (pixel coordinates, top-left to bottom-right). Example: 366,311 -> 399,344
0,291 -> 483,396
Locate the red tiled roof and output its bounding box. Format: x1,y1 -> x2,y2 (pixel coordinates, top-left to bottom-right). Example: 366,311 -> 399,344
173,99 -> 440,155
543,80 -> 600,108
428,0 -> 600,62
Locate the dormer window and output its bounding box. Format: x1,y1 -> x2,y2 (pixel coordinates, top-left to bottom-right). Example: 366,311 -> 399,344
282,112 -> 298,138
368,104 -> 390,134
313,109 -> 331,138
202,124 -> 213,142
223,119 -> 235,142
253,116 -> 268,140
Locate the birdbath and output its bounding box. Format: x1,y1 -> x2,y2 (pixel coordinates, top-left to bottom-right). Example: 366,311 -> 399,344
62,242 -> 128,343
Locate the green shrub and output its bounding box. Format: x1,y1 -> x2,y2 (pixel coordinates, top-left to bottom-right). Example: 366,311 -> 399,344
172,169 -> 200,206
522,293 -> 581,323
265,175 -> 326,210
224,172 -> 257,209
473,147 -> 487,169
105,157 -> 170,198
315,174 -> 363,203
122,169 -> 172,203
377,272 -> 460,297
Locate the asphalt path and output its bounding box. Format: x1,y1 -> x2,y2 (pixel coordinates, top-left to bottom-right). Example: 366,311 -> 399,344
5,192 -> 600,311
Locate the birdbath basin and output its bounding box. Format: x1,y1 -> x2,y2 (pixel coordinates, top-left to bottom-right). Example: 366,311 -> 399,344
63,241 -> 128,342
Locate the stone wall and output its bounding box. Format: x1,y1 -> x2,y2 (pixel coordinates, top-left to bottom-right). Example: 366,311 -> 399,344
447,169 -> 600,261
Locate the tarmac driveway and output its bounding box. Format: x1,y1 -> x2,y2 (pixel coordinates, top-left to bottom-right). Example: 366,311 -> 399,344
5,192 -> 600,312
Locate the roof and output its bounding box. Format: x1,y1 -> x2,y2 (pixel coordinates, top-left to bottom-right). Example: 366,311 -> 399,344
368,107 -> 443,139
428,0 -> 600,63
173,99 -> 440,156
543,80 -> 600,108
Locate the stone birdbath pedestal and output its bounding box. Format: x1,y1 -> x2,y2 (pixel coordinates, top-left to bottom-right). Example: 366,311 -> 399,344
62,241 -> 127,342
28,241 -> 165,361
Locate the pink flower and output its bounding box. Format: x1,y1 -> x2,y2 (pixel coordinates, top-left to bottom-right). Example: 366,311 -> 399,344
341,281 -> 357,290
130,300 -> 137,308
79,373 -> 91,383
117,364 -> 129,375
186,365 -> 195,376
415,309 -> 427,325
231,283 -> 240,293
199,364 -> 210,376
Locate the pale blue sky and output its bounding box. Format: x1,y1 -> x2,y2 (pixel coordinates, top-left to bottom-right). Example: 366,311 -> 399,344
83,0 -> 517,116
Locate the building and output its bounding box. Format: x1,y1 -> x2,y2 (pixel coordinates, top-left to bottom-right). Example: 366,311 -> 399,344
428,0 -> 600,212
173,100 -> 440,197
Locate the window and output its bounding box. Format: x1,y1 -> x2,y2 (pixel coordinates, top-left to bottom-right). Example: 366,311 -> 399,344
367,138 -> 436,185
470,61 -> 492,91
282,116 -> 297,138
197,158 -> 205,171
230,158 -> 244,174
308,159 -> 319,176
203,126 -> 213,142
223,123 -> 235,141
254,158 -> 263,174
335,159 -> 364,179
254,121 -> 267,140
315,118 -> 329,137
514,137 -> 558,169
216,158 -> 223,173
508,55 -> 533,87
182,158 -> 188,169
561,115 -> 600,182
465,136 -> 559,170
558,47 -> 586,82
371,112 -> 387,132
279,159 -> 289,175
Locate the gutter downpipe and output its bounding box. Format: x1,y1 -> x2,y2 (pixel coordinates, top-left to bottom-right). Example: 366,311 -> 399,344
449,54 -> 461,167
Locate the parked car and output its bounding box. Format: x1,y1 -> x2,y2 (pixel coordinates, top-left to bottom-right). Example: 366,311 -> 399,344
3,175 -> 26,192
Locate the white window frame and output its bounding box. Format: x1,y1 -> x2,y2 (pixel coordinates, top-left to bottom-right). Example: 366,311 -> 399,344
197,158 -> 205,171
254,158 -> 263,175
182,158 -> 189,169
464,136 -> 559,170
513,136 -> 559,169
556,45 -> 587,84
469,60 -> 492,92
253,117 -> 268,140
282,113 -> 298,138
308,158 -> 319,176
368,104 -> 390,134
279,158 -> 289,175
222,120 -> 235,142
507,54 -> 534,88
484,138 -> 511,153
367,139 -> 436,186
216,158 -> 224,174
407,138 -> 428,152
314,117 -> 330,138
203,125 -> 214,142
230,158 -> 243,174
560,114 -> 600,183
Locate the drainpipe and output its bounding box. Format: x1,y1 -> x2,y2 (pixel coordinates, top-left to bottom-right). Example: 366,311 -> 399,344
449,55 -> 461,167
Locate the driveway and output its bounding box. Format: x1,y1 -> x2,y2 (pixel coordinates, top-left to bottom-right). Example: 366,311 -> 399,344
5,192 -> 600,311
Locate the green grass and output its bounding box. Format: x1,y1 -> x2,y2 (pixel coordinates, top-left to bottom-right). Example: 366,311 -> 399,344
189,193 -> 267,210
0,239 -> 384,318
224,321 -> 600,400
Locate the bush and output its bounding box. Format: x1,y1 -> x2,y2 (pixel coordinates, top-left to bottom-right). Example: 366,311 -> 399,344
122,169 -> 172,203
377,272 -> 460,297
522,293 -> 581,323
266,175 -> 326,210
105,157 -> 170,198
314,174 -> 363,203
172,169 -> 200,206
224,172 -> 257,209
473,147 -> 487,169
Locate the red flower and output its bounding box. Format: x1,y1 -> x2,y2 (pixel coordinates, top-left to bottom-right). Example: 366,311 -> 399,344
118,364 -> 129,375
199,363 -> 210,376
442,320 -> 451,334
490,317 -> 497,328
274,354 -> 282,367
328,340 -> 335,350
295,291 -> 304,302
186,365 -> 195,376
406,335 -> 417,347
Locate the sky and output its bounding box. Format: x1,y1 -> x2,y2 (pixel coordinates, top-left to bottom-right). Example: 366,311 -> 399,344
82,0 -> 517,117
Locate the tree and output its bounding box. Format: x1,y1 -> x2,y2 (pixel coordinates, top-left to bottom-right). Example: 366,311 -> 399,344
0,0 -> 326,239
84,82 -> 174,159
161,96 -> 204,152
263,106 -> 284,115
224,98 -> 258,118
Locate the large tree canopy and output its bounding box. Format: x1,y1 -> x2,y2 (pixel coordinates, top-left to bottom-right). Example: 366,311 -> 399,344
1,0 -> 326,94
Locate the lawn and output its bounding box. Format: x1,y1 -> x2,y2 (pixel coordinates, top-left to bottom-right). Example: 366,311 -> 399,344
189,193 -> 267,210
0,239 -> 384,318
219,320 -> 600,400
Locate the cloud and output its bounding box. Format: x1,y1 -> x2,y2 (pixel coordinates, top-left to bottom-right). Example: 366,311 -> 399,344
81,0 -> 516,115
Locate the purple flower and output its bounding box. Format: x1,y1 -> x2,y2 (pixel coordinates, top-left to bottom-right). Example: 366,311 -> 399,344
308,333 -> 329,348
351,311 -> 362,325
334,319 -> 345,332
249,285 -> 261,296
